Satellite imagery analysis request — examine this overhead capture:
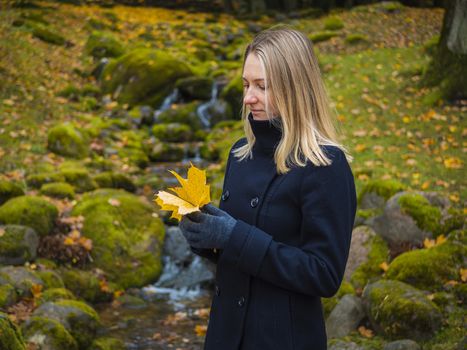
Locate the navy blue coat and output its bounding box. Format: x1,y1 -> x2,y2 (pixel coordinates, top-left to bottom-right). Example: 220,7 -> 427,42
192,113 -> 357,350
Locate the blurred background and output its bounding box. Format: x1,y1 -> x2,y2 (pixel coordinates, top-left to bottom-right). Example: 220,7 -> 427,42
0,1 -> 465,350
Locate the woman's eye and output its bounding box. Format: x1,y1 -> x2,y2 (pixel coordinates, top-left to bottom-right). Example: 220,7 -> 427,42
258,85 -> 265,90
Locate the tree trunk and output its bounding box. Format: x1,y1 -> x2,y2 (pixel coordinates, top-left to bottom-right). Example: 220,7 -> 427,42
424,0 -> 467,101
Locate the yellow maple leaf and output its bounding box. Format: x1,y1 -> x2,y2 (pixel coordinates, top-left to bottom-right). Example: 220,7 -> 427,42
154,163 -> 210,221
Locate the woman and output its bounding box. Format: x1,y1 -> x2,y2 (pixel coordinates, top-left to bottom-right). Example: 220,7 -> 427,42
179,26 -> 357,350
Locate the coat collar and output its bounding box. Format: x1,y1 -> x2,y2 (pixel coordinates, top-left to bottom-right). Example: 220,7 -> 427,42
248,112 -> 282,157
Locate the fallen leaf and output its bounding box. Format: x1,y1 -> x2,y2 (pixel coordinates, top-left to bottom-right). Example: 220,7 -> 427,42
195,324 -> 207,337
155,163 -> 210,221
358,325 -> 374,338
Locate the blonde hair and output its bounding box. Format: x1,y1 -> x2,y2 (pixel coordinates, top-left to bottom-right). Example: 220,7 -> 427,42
233,25 -> 352,174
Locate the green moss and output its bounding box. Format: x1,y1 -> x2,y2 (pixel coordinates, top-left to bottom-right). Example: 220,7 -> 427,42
356,208 -> 383,220
53,299 -> 100,349
421,305 -> 465,350
345,34 -> 369,44
324,16 -> 344,31
397,193 -> 442,236
47,123 -> 89,159
32,25 -> 66,46
151,123 -> 192,142
71,189 -> 165,289
0,312 -> 26,350
440,207 -> 465,235
59,268 -> 112,303
148,142 -> 185,162
0,225 -> 38,265
175,76 -> 213,100
358,179 -> 406,206
90,337 -> 125,350
84,31 -> 125,59
0,284 -> 17,309
309,31 -> 339,43
0,180 -> 24,206
321,281 -> 355,318
26,173 -> 64,189
38,288 -> 76,305
40,182 -> 75,199
93,172 -> 136,193
0,196 -> 58,237
363,280 -> 442,340
155,101 -> 202,130
22,316 -> 78,350
0,266 -> 44,298
350,235 -> 389,290
101,49 -> 193,108
59,169 -> 97,193
36,270 -> 64,289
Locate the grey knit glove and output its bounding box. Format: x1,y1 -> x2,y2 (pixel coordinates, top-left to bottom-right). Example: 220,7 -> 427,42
179,203 -> 237,249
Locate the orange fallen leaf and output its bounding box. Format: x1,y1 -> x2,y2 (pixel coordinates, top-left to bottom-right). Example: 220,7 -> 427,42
358,325 -> 374,338
195,324 -> 207,337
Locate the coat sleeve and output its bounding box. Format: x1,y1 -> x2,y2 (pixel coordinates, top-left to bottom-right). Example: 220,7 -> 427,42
219,148 -> 357,297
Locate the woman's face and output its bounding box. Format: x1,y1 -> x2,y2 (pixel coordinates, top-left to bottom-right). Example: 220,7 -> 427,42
242,53 -> 278,121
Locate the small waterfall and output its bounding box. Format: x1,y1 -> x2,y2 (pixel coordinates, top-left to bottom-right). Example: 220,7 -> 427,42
153,88 -> 179,122
196,81 -> 219,129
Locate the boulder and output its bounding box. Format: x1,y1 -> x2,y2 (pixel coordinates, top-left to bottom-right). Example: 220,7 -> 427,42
101,49 -> 193,108
71,189 -> 165,288
0,312 -> 26,350
0,284 -> 17,309
0,180 -> 24,206
47,123 -> 89,159
40,182 -> 75,199
383,339 -> 421,350
21,316 -> 78,350
0,225 -> 39,265
93,172 -> 136,193
325,294 -> 365,338
0,266 -> 44,298
84,31 -> 125,59
0,196 -> 58,237
32,300 -> 100,349
152,123 -> 192,142
357,179 -> 406,210
362,280 -> 442,340
175,76 -> 213,100
148,142 -> 185,162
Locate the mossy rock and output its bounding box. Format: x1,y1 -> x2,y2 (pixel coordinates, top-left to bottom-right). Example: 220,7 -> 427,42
84,31 -> 125,59
32,25 -> 66,46
32,300 -> 100,349
152,123 -> 192,142
0,180 -> 24,206
175,76 -> 213,100
47,123 -> 90,159
36,270 -> 65,289
117,148 -> 149,169
321,281 -> 356,319
58,268 -> 113,303
0,225 -> 39,265
101,48 -> 193,108
59,169 -> 97,193
220,74 -> 242,118
0,266 -> 44,298
148,142 -> 185,162
0,196 -> 58,237
362,280 -> 442,340
324,16 -> 344,30
350,234 -> 389,290
155,101 -> 203,130
90,337 -> 125,350
93,172 -> 136,193
204,99 -> 234,126
26,172 -> 64,190
71,189 -> 165,288
21,316 -> 78,350
40,182 -> 76,199
345,34 -> 369,45
309,31 -> 339,43
0,284 -> 17,309
397,192 -> 442,237
385,230 -> 466,291
0,312 -> 26,350
358,179 -> 406,209
38,288 -> 76,305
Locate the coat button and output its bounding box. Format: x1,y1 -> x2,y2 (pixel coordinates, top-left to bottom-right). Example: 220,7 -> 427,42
221,190 -> 230,201
237,296 -> 245,307
215,285 -> 220,296
250,197 -> 259,208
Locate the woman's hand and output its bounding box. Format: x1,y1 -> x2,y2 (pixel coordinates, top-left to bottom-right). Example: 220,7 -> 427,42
179,204 -> 237,249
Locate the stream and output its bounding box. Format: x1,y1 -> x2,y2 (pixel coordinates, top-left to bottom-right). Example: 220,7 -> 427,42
94,80 -> 225,349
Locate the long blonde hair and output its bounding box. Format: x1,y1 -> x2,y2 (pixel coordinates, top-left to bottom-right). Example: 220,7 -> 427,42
232,26 -> 352,174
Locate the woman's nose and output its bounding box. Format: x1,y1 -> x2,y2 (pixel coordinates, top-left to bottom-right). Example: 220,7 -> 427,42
243,89 -> 258,105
